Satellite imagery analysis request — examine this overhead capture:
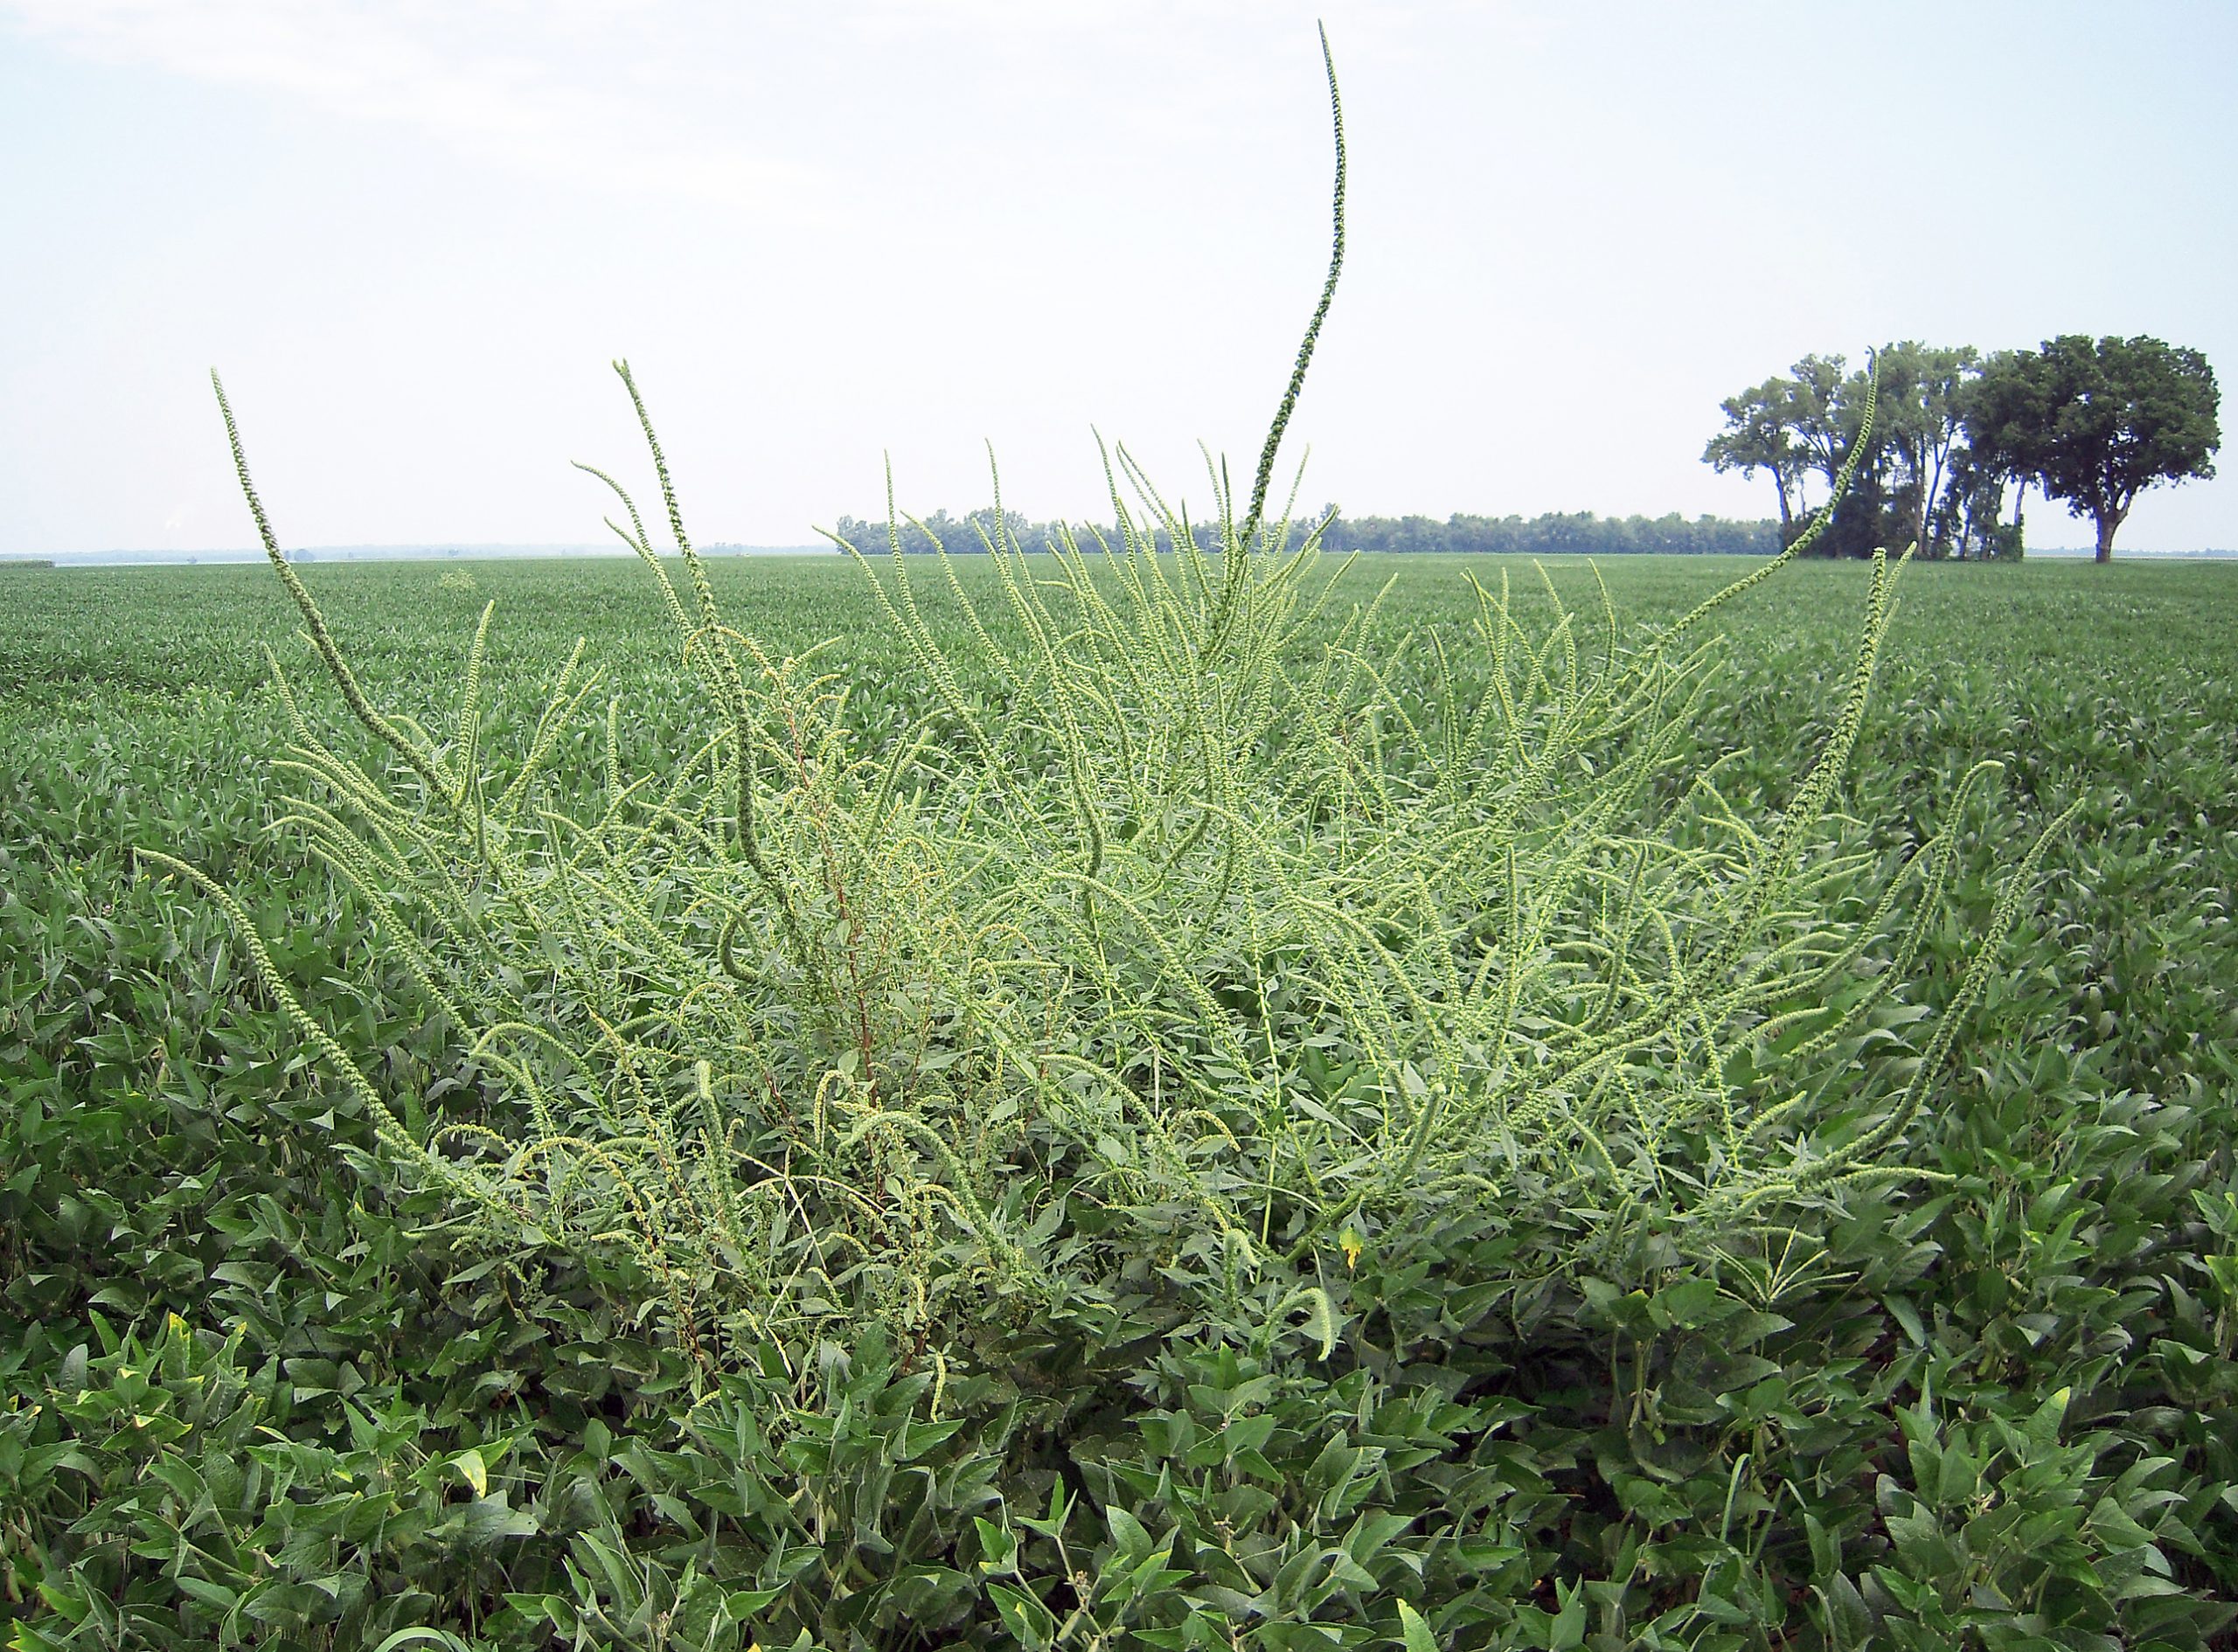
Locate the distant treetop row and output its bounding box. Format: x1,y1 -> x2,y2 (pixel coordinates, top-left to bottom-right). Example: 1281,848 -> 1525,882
1706,336 -> 2221,562
828,508 -> 1778,560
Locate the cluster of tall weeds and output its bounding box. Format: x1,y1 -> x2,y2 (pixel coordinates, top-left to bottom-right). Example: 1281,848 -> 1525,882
153,393 -> 2067,1408
152,33 -> 2068,1413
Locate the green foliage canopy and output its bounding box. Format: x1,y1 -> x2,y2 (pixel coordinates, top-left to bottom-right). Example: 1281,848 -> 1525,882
1709,335 -> 2222,561
1973,335 -> 2221,561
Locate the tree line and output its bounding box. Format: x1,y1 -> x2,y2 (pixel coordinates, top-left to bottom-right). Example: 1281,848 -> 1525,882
828,508 -> 1776,559
1706,336 -> 2221,561
824,333 -> 2218,566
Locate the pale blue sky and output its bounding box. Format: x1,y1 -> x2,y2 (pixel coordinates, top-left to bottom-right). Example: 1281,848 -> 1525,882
3,1 -> 2233,555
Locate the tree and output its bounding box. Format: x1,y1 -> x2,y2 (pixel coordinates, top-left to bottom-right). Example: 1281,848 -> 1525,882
1937,443 -> 2022,559
1871,342 -> 1978,555
1703,377 -> 1808,538
2005,336 -> 2221,561
1703,355 -> 1872,552
1783,354 -> 1861,516
1950,348 -> 2048,558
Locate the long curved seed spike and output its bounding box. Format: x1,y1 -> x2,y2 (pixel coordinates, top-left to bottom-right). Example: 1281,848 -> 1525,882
612,359 -> 693,559
1204,23 -> 1345,664
608,359 -> 779,892
572,460 -> 655,554
1239,21 -> 1346,560
210,369 -> 450,803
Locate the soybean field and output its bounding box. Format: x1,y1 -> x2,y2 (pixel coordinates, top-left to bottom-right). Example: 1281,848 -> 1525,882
3,548 -> 2236,1648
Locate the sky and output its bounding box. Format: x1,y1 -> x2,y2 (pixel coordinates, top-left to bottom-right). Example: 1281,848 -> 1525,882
3,1 -> 2234,557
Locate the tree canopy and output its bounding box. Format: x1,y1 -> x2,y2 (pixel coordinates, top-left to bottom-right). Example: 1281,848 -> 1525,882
1706,337 -> 2221,559
1983,337 -> 2221,560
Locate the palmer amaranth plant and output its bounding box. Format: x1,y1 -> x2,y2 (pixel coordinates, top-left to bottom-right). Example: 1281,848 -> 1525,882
143,27 -> 2075,1643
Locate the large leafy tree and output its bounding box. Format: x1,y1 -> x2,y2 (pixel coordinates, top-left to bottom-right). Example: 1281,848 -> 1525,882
1993,336 -> 2221,561
1703,377 -> 1808,538
1873,341 -> 1978,553
1949,348 -> 2049,558
1703,355 -> 1868,551
1782,353 -> 1860,508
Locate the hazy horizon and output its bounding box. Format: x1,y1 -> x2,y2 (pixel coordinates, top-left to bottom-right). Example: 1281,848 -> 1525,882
4,3 -> 2232,559
22,538 -> 2238,569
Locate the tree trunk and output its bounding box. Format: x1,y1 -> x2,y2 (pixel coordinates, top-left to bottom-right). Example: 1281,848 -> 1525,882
1923,449 -> 1948,554
2094,504 -> 2127,562
1907,438 -> 1934,552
